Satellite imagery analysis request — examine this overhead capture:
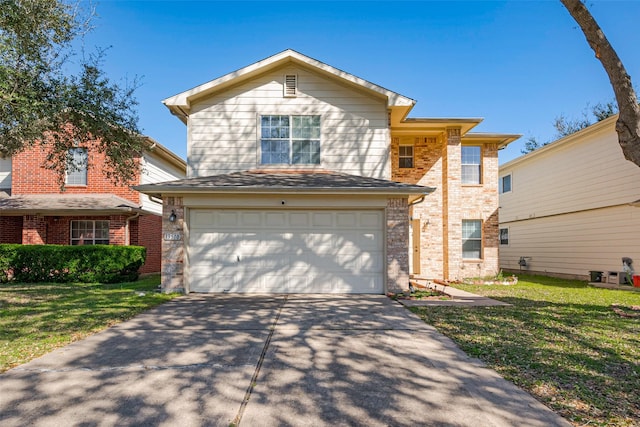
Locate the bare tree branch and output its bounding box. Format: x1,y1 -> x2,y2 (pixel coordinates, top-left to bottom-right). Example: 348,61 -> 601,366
560,0 -> 640,167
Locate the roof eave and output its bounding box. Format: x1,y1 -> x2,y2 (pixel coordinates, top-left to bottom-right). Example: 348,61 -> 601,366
134,185 -> 435,199
163,49 -> 415,117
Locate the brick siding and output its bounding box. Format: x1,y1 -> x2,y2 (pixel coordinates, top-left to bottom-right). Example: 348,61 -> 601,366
161,197 -> 184,292
11,141 -> 140,204
6,142 -> 165,275
386,197 -> 410,292
391,130 -> 501,281
0,216 -> 23,243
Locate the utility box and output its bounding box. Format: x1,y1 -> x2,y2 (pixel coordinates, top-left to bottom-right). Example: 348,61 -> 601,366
607,271 -> 629,285
589,271 -> 603,282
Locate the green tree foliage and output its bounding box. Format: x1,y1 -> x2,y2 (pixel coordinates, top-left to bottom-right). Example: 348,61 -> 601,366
522,101 -> 619,154
0,0 -> 145,185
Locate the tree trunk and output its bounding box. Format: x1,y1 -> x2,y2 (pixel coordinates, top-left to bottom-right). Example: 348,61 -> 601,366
560,0 -> 640,167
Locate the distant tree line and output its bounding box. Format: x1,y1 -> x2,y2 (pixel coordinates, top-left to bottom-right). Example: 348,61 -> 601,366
522,100 -> 619,154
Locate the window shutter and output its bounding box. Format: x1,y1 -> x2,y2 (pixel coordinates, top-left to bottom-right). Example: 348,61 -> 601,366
284,74 -> 297,97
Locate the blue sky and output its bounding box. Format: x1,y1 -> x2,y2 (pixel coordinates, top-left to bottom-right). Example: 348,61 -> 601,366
83,1 -> 640,164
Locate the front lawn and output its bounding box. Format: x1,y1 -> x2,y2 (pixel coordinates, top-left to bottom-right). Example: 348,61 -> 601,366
410,275 -> 640,427
0,275 -> 178,372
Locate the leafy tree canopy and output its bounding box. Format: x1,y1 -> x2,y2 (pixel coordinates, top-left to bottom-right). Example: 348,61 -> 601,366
0,0 -> 145,186
522,101 -> 618,154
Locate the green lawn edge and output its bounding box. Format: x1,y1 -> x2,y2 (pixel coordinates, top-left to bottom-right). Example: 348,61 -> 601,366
409,274 -> 640,427
0,274 -> 179,372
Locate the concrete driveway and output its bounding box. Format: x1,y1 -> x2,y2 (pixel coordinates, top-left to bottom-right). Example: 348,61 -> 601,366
0,294 -> 569,426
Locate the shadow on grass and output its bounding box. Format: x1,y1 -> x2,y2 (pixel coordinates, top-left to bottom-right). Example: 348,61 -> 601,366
411,291 -> 640,426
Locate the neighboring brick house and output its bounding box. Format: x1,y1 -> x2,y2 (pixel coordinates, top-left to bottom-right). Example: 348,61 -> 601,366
136,50 -> 518,293
0,138 -> 186,274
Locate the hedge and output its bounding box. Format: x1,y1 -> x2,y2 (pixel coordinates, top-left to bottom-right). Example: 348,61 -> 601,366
0,244 -> 146,283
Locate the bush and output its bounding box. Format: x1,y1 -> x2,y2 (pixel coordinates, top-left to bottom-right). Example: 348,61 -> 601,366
0,244 -> 146,283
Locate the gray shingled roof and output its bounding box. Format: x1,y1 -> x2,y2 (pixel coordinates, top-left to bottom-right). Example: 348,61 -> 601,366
0,194 -> 142,215
134,170 -> 434,196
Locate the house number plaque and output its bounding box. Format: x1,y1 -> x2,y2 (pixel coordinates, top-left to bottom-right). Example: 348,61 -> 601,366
163,233 -> 182,241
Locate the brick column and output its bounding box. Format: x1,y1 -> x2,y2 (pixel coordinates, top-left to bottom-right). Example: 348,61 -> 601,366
443,127 -> 462,280
109,215 -> 127,245
386,197 -> 410,293
162,197 -> 184,293
23,215 -> 46,244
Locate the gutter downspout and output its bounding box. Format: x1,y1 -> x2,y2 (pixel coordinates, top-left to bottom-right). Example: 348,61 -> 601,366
125,212 -> 141,246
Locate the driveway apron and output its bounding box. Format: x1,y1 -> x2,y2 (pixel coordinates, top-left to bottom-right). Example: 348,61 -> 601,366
0,294 -> 569,427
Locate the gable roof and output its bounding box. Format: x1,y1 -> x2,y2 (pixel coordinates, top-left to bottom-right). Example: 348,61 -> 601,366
163,49 -> 415,123
134,169 -> 434,199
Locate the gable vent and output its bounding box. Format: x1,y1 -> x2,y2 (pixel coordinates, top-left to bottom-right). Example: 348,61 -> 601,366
284,74 -> 297,97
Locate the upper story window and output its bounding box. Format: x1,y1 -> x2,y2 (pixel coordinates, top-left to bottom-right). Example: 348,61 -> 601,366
70,220 -> 109,245
461,146 -> 481,184
462,219 -> 482,259
399,144 -> 414,168
260,115 -> 320,165
66,147 -> 88,186
499,174 -> 512,193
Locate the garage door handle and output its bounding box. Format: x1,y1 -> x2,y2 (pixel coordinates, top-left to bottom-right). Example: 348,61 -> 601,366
237,255 -> 240,262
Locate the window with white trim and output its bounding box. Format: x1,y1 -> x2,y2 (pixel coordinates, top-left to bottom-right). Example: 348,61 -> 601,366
461,146 -> 481,184
462,220 -> 482,259
399,144 -> 414,168
499,228 -> 509,245
70,220 -> 109,245
66,148 -> 88,186
260,115 -> 320,165
499,174 -> 512,193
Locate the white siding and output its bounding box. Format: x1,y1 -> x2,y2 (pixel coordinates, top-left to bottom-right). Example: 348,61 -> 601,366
499,120 -> 640,279
0,157 -> 11,190
499,205 -> 640,278
140,152 -> 186,214
187,65 -> 390,179
500,122 -> 640,223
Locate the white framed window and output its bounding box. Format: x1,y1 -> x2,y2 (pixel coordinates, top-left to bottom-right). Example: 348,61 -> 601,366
66,148 -> 88,186
70,220 -> 109,245
499,174 -> 512,193
399,145 -> 414,168
499,228 -> 509,245
461,146 -> 481,184
462,219 -> 482,259
260,115 -> 320,165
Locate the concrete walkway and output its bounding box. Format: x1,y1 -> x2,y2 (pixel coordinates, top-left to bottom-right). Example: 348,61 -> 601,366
401,280 -> 512,307
0,294 -> 567,426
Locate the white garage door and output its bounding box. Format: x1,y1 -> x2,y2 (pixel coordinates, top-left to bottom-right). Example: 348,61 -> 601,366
188,209 -> 384,293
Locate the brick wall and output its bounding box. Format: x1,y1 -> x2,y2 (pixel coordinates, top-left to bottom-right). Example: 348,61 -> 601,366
386,197 -> 409,293
136,215 -> 162,274
161,197 -> 184,292
23,215 -> 46,244
391,130 -> 501,281
0,217 -> 22,243
11,141 -> 141,204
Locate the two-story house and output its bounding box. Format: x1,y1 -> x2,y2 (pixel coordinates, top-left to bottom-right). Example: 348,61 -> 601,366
0,137 -> 186,274
499,114 -> 640,281
136,50 -> 518,293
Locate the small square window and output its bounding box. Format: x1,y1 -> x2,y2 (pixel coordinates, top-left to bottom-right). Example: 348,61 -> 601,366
399,145 -> 414,168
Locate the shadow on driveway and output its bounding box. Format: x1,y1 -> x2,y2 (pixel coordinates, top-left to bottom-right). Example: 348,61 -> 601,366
0,294 -> 569,426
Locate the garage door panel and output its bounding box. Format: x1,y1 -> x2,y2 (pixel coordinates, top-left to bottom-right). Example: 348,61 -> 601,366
188,209 -> 384,294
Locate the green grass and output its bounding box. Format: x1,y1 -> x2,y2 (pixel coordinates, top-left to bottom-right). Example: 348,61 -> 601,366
410,274 -> 640,426
0,275 -> 179,372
